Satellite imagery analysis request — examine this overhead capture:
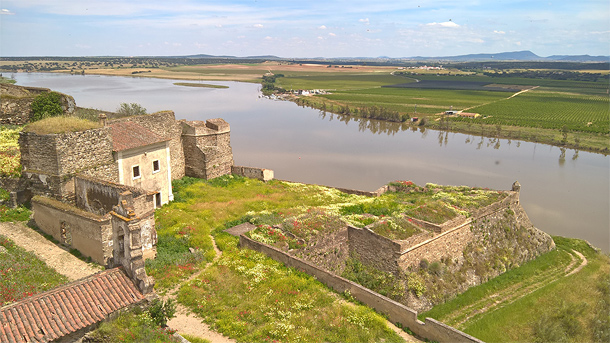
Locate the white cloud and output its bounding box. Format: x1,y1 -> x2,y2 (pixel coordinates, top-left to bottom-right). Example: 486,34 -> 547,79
264,36 -> 273,40
318,25 -> 327,29
426,21 -> 460,28
1,8 -> 15,15
216,24 -> 223,28
329,32 -> 336,37
359,18 -> 369,24
516,41 -> 522,46
253,24 -> 263,28
590,30 -> 610,34
317,36 -> 324,40
493,30 -> 505,34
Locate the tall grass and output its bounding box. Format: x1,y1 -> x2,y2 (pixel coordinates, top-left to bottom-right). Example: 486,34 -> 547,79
0,235 -> 68,306
23,116 -> 101,134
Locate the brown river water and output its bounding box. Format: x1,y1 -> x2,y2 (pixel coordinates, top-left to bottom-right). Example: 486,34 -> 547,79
11,73 -> 610,252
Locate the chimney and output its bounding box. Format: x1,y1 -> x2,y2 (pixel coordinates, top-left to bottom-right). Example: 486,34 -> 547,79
98,113 -> 107,126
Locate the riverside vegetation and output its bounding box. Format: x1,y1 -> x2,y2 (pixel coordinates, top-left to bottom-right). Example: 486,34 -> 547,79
1,174 -> 608,342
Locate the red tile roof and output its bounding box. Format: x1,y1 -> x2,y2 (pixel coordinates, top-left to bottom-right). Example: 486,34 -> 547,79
0,268 -> 144,343
109,122 -> 168,152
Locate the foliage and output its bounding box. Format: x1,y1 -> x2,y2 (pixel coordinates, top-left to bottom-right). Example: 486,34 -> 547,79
85,308 -> 180,343
148,298 -> 177,327
177,244 -> 403,343
116,102 -> 147,116
0,205 -> 31,222
421,237 -> 610,343
30,92 -> 63,121
23,116 -> 101,134
0,235 -> 68,306
0,76 -> 16,84
531,300 -> 587,343
342,257 -> 406,301
0,126 -> 21,177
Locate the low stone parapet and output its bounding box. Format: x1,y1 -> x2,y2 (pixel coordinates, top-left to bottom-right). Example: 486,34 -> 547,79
232,166 -> 274,181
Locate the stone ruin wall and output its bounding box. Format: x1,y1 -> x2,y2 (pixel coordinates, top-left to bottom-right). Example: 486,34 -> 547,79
32,196 -> 113,265
110,111 -> 186,180
349,191 -> 554,274
75,175 -> 150,216
1,84 -> 75,125
19,127 -> 118,200
348,225 -> 403,275
182,118 -> 234,180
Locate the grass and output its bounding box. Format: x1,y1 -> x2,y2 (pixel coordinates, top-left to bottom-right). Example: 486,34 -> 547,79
421,237 -> 610,342
177,236 -> 404,343
0,235 -> 69,306
0,126 -> 21,177
173,82 -> 229,89
84,307 -> 181,343
23,116 -> 101,134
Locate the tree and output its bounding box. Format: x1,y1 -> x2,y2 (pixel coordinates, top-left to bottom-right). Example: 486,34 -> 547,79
116,102 -> 147,116
30,92 -> 63,121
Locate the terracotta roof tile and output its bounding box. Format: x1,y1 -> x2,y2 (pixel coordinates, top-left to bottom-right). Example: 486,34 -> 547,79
109,122 -> 169,151
0,268 -> 145,343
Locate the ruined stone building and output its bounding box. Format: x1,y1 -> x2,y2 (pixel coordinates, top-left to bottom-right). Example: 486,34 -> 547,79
17,111 -> 236,293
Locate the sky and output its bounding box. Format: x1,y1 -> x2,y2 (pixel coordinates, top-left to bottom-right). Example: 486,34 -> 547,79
1,0 -> 609,58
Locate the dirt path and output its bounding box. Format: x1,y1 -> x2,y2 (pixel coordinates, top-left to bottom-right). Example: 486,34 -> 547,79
164,237 -> 236,343
0,221 -> 103,281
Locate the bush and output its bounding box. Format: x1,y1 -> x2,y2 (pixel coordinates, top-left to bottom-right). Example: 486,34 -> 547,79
30,92 -> 63,121
147,298 -> 176,327
116,102 -> 147,116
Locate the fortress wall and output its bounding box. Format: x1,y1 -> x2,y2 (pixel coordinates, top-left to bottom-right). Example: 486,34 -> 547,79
399,223 -> 474,269
348,226 -> 402,275
182,119 -> 233,180
239,234 -> 482,343
32,196 -> 113,265
232,166 -> 274,181
54,128 -> 114,176
0,97 -> 32,125
111,111 -> 185,180
74,176 -> 150,216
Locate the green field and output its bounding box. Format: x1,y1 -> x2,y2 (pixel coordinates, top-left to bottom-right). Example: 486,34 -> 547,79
319,87 -> 510,115
274,70 -> 609,152
422,237 -> 610,342
465,88 -> 609,133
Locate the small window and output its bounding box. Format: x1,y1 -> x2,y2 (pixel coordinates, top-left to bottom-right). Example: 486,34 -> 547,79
152,160 -> 160,173
132,165 -> 141,179
155,193 -> 162,208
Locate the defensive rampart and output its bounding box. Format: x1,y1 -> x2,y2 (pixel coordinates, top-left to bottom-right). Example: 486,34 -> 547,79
240,234 -> 483,343
1,83 -> 75,125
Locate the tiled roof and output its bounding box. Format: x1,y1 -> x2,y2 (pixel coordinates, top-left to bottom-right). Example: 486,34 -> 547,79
0,268 -> 144,343
109,122 -> 168,152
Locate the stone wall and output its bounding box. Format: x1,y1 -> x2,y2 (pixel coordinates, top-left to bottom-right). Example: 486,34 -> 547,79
239,234 -> 483,343
19,127 -> 117,199
1,84 -> 75,125
75,175 -> 150,216
232,166 -> 274,181
347,226 -> 402,275
111,111 -> 185,180
182,119 -> 233,180
32,196 -> 113,265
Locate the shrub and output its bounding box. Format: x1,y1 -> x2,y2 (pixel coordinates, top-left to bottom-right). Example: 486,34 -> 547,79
147,298 -> 176,327
30,92 -> 63,121
116,102 -> 147,116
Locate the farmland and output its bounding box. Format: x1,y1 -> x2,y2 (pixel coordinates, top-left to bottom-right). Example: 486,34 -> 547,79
2,59 -> 608,152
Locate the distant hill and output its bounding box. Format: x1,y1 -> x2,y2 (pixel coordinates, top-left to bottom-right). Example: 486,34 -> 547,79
407,50 -> 609,62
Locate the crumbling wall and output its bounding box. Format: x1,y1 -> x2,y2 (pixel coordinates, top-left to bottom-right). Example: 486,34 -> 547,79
232,166 -> 274,181
32,196 -> 113,265
1,84 -> 75,125
182,119 -> 233,180
348,226 -> 402,275
74,175 -> 150,216
19,128 -> 117,199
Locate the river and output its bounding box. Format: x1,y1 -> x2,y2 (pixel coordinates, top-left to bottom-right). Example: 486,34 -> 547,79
10,72 -> 610,252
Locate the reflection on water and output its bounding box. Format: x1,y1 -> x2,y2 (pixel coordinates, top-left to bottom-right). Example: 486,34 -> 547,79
12,73 -> 609,252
